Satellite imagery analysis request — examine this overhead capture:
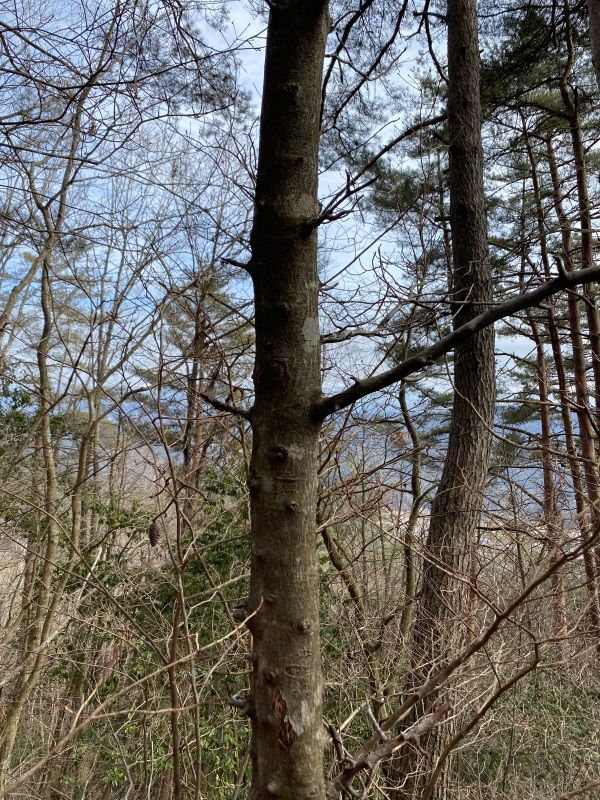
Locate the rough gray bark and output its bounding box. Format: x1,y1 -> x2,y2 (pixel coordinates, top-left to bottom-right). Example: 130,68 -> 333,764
245,3 -> 329,799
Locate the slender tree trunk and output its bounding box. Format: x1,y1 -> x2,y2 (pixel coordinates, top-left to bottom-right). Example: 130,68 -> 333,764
527,316 -> 568,658
0,261 -> 59,785
0,257 -> 96,788
515,128 -> 569,656
546,136 -> 600,637
558,18 -> 600,612
520,112 -> 600,637
390,2 -> 495,796
245,3 -> 329,799
411,0 -> 495,705
559,12 -> 600,432
398,382 -> 422,645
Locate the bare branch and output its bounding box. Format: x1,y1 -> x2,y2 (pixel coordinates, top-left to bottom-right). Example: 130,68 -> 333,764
315,264 -> 600,419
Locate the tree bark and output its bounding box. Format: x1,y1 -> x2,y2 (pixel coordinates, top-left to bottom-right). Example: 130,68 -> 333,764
414,0 -> 494,672
390,1 -> 495,796
546,135 -> 600,635
587,0 -> 600,90
520,109 -> 600,639
245,3 -> 329,799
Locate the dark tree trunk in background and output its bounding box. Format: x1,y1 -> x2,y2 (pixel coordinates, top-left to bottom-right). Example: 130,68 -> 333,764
392,1 -> 495,796
588,0 -> 600,90
245,2 -> 329,799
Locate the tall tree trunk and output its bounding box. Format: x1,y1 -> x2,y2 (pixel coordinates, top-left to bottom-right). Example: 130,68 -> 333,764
546,135 -> 600,637
527,315 -> 568,659
559,10 -> 600,431
520,109 -> 600,638
411,0 -> 494,707
0,261 -> 60,786
245,3 -> 329,799
391,1 -> 495,796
